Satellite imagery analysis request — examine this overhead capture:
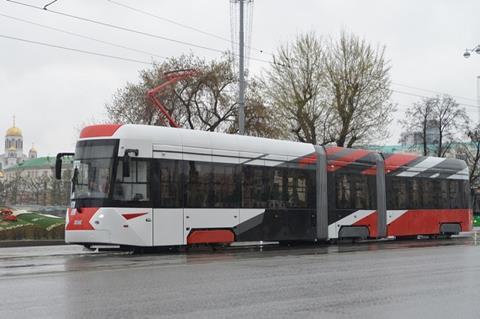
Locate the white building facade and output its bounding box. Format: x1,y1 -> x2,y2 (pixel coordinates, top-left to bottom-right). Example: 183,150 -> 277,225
0,120 -> 37,171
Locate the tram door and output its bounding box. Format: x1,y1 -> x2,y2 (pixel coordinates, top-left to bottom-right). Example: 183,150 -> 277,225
152,147 -> 185,246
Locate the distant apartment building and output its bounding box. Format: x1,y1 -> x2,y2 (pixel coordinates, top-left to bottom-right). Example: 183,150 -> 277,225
399,120 -> 440,147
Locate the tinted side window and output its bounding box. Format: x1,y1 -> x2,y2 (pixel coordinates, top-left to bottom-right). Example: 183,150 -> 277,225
422,179 -> 435,208
287,169 -> 308,208
336,174 -> 351,209
439,180 -> 449,208
408,179 -> 422,208
153,159 -> 183,208
212,164 -> 240,208
185,161 -> 213,207
449,180 -> 459,208
390,177 -> 407,209
335,173 -> 371,209
286,168 -> 315,208
242,166 -> 267,208
268,167 -> 287,208
113,159 -> 150,202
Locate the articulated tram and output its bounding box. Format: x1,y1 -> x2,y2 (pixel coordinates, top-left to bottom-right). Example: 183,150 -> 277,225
56,124 -> 472,248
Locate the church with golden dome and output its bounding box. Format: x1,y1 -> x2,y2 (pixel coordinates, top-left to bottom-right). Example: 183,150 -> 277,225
0,118 -> 37,171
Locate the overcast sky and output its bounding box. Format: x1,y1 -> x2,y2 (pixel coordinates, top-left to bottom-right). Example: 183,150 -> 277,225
1,0 -> 479,156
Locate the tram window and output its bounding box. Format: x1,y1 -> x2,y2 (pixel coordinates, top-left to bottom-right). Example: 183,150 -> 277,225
113,159 -> 150,202
408,179 -> 421,208
335,173 -> 370,209
449,180 -> 459,208
422,179 -> 434,208
287,169 -> 308,208
212,164 -> 240,208
353,176 -> 369,209
439,180 -> 449,208
336,174 -> 351,209
268,168 -> 287,208
153,160 -> 182,208
185,161 -> 213,208
390,177 -> 407,209
242,166 -> 267,208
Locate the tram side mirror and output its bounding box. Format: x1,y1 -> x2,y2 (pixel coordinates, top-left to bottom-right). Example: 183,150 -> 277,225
55,152 -> 74,180
72,168 -> 79,193
55,157 -> 62,180
123,149 -> 139,178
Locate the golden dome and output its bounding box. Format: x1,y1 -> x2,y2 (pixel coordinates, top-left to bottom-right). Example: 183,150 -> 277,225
6,126 -> 22,137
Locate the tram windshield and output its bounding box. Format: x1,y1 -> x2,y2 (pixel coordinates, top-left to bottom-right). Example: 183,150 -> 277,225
72,140 -> 117,199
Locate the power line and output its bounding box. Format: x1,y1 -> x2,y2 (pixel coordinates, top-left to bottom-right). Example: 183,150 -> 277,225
392,82 -> 478,103
6,0 -> 227,52
106,0 -> 266,55
107,0 -> 269,57
0,13 -> 166,60
107,0 -> 231,43
0,34 -> 152,65
6,0 -> 274,65
5,0 -> 477,109
392,89 -> 480,110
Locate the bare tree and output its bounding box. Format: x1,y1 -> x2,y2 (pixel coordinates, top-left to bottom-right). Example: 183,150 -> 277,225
227,78 -> 284,138
401,95 -> 468,157
431,95 -> 469,157
4,171 -> 24,205
457,127 -> 480,187
0,179 -> 5,206
323,32 -> 394,147
25,174 -> 44,205
106,54 -> 278,138
400,98 -> 435,156
263,33 -> 333,144
263,32 -> 394,147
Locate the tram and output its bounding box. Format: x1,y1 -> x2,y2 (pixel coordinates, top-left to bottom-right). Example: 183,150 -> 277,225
55,124 -> 472,248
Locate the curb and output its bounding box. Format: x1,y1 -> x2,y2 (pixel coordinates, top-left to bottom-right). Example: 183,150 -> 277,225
0,240 -> 66,248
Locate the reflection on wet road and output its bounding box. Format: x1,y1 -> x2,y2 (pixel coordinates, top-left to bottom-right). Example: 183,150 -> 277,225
1,233 -> 480,318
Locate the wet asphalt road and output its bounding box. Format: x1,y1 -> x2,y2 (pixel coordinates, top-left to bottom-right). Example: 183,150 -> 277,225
1,235 -> 480,319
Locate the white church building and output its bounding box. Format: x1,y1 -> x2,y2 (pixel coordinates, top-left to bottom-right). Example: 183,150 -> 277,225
0,119 -> 37,171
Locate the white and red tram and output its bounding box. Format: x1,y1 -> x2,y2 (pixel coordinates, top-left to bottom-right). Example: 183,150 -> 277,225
56,124 -> 472,248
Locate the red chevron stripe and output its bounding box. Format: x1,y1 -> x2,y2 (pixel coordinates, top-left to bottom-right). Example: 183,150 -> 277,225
122,213 -> 147,220
328,149 -> 371,172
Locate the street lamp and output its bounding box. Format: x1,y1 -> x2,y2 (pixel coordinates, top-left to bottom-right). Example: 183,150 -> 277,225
464,45 -> 480,58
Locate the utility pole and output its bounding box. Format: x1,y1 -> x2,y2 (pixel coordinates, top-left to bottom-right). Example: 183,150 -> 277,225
477,76 -> 480,124
238,0 -> 245,135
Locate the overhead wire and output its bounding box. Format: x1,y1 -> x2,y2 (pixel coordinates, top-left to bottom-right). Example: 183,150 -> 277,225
4,0 -> 478,107
392,82 -> 478,103
0,13 -> 167,60
106,0 -> 267,56
0,34 -> 153,65
5,0 -> 274,65
392,89 -> 479,109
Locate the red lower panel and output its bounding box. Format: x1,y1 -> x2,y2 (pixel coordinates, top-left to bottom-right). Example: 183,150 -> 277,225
66,208 -> 98,231
387,209 -> 472,236
187,229 -> 235,244
353,211 -> 378,237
